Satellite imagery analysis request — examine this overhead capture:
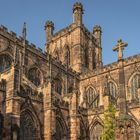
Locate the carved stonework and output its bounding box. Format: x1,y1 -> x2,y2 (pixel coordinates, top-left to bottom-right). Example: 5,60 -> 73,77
1,2 -> 140,140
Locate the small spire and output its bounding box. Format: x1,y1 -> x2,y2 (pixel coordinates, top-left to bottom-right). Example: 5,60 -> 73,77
22,22 -> 26,40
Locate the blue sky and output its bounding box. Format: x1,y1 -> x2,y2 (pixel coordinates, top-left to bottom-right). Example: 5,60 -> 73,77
0,0 -> 140,65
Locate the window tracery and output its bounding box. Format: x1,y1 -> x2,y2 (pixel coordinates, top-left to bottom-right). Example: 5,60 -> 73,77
0,54 -> 12,72
91,123 -> 103,140
86,87 -> 99,108
54,78 -> 62,95
28,67 -> 41,87
108,81 -> 117,98
20,110 -> 38,140
130,74 -> 140,100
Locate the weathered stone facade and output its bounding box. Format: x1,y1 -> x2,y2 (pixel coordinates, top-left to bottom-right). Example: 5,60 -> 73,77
0,2 -> 140,140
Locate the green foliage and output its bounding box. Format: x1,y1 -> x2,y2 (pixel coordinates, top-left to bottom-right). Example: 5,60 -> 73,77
101,104 -> 116,140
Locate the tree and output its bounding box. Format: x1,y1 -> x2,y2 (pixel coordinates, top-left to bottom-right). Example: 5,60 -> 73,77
101,104 -> 116,140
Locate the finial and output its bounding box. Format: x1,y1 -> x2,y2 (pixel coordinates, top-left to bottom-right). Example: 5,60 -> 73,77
22,22 -> 26,40
44,21 -> 54,30
73,2 -> 84,13
93,25 -> 102,33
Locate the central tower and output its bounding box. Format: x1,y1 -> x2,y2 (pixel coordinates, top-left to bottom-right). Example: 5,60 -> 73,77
45,2 -> 103,73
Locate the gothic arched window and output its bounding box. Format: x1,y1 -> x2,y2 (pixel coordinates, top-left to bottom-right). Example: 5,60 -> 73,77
28,67 -> 41,87
108,82 -> 117,98
86,87 -> 99,108
91,123 -> 103,140
130,74 -> 140,100
0,54 -> 12,72
54,78 -> 62,95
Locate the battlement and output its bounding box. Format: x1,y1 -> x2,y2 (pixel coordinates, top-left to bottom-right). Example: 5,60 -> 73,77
80,53 -> 140,80
0,24 -> 45,55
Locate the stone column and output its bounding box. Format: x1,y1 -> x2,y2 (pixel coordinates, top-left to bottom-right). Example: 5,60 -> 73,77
43,81 -> 56,140
69,92 -> 80,140
116,60 -> 135,140
5,65 -> 21,140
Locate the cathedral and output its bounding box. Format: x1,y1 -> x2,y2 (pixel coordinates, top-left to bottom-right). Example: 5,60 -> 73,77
0,2 -> 140,140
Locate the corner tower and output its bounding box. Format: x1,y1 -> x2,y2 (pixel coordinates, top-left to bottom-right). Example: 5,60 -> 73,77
93,25 -> 103,68
73,2 -> 84,25
45,21 -> 54,43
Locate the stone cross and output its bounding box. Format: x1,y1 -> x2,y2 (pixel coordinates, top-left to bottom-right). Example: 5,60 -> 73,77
113,39 -> 128,60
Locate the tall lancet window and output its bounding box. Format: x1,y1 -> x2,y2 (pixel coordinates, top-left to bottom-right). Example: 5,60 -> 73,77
86,87 -> 99,108
108,82 -> 117,98
130,74 -> 140,100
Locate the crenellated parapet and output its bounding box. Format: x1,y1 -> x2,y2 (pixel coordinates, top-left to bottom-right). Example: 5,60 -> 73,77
80,53 -> 140,80
0,24 -> 44,56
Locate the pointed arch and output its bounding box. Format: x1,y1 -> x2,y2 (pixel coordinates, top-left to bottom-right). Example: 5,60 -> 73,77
0,53 -> 13,72
55,108 -> 69,140
28,66 -> 43,87
85,86 -> 99,108
108,80 -> 118,98
64,44 -> 70,66
128,72 -> 140,101
89,117 -> 103,140
20,99 -> 42,140
20,109 -> 40,140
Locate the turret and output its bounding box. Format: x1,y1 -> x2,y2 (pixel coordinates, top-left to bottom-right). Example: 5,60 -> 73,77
44,21 -> 54,43
93,25 -> 103,68
93,25 -> 102,48
73,2 -> 84,25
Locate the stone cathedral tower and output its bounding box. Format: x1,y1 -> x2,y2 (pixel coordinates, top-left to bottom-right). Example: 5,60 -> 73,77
0,2 -> 140,140
45,2 -> 102,73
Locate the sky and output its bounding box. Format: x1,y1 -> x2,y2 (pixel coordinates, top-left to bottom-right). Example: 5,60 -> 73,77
0,0 -> 140,65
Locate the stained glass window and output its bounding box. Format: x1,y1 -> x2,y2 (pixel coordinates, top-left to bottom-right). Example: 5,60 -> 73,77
130,74 -> 140,100
86,87 -> 99,108
108,82 -> 117,98
0,54 -> 12,72
28,68 -> 41,87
